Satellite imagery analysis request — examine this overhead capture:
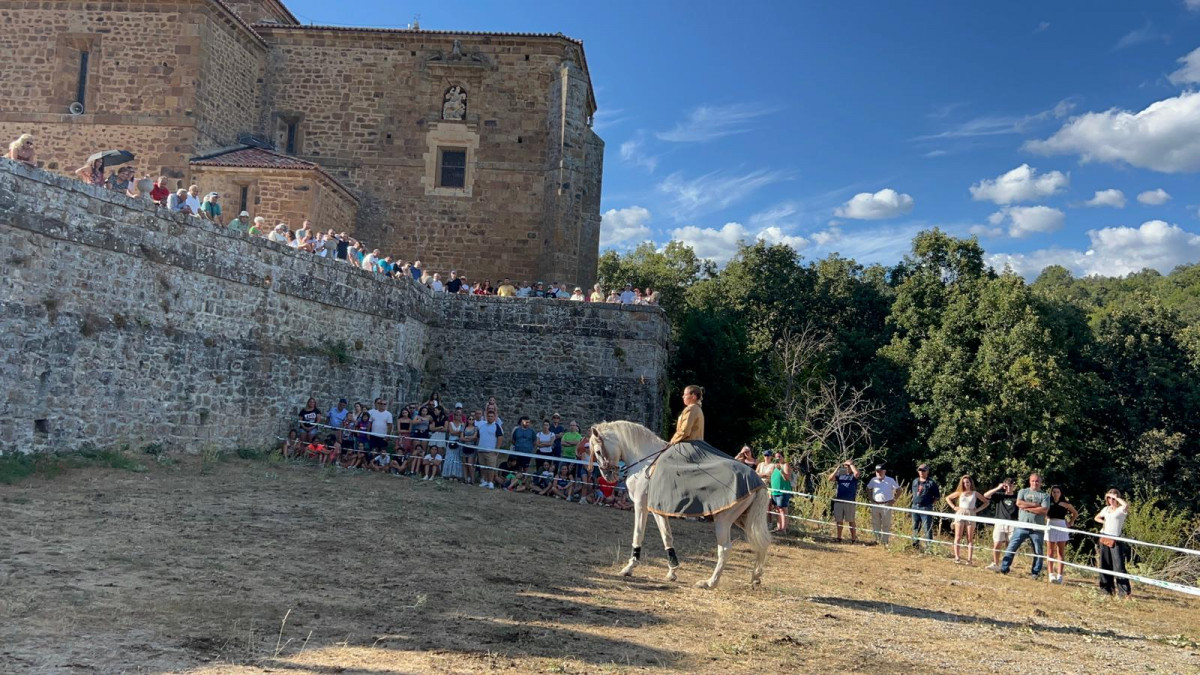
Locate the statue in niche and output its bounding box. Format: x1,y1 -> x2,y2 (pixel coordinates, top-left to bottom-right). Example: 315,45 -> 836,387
442,85 -> 467,121
449,39 -> 464,60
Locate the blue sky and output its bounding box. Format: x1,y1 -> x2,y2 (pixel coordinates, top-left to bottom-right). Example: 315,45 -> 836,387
285,0 -> 1200,277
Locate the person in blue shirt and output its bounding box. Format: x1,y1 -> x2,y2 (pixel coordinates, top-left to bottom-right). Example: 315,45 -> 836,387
326,398 -> 350,443
910,464 -> 941,551
828,460 -> 861,543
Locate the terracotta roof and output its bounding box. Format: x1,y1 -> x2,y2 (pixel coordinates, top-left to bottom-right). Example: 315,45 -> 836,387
252,22 -> 583,45
189,146 -> 358,203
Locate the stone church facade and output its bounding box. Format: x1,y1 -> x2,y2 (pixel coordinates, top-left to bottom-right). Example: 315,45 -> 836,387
0,0 -> 604,286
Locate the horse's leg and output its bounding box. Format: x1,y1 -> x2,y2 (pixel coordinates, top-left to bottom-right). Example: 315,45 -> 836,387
619,478 -> 648,577
697,510 -> 733,589
652,513 -> 679,581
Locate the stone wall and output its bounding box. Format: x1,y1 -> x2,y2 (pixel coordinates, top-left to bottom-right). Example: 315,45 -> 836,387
0,160 -> 669,454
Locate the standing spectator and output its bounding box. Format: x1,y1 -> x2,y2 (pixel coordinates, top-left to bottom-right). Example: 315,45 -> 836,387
295,220 -> 311,243
510,416 -> 537,471
445,271 -> 463,294
828,460 -> 860,543
735,445 -> 757,468
589,283 -> 605,302
984,478 -> 1019,572
184,184 -> 202,214
268,223 -> 287,243
570,286 -> 585,301
1044,485 -> 1078,584
497,278 -> 516,297
367,397 -> 394,460
761,451 -> 793,533
644,287 -> 660,305
227,210 -> 250,234
620,283 -> 635,304
362,248 -> 379,271
548,413 -> 566,458
75,157 -> 105,186
410,260 -> 424,281
866,464 -> 901,545
443,404 -> 466,481
248,216 -> 265,237
298,397 -> 321,442
945,475 -> 989,565
475,409 -> 504,489
1094,489 -> 1131,597
532,281 -> 546,298
105,166 -> 133,194
517,281 -> 532,298
326,398 -> 350,444
323,230 -> 338,259
910,464 -> 940,550
6,133 -> 35,165
560,421 -> 582,464
529,418 -> 553,466
997,473 -> 1051,579
150,176 -> 170,205
431,273 -> 445,292
605,289 -> 620,303
460,412 -> 480,485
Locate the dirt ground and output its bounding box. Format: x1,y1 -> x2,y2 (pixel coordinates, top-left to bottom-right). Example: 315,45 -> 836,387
1,455 -> 1198,674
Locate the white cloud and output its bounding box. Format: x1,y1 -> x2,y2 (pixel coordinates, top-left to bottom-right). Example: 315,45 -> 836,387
668,222 -> 808,265
1113,21 -> 1167,50
834,188 -> 915,220
1025,91 -> 1200,173
618,134 -> 658,172
969,224 -> 1005,238
969,164 -> 1069,204
988,205 -> 1066,238
807,221 -> 936,266
748,202 -> 799,229
915,99 -> 1076,140
657,169 -> 790,220
1034,21 -> 1051,34
1138,188 -> 1172,205
592,108 -> 629,133
1168,47 -> 1200,85
656,103 -> 776,143
989,220 -> 1200,278
599,206 -> 652,248
1189,0 -> 1200,11
1084,189 -> 1127,208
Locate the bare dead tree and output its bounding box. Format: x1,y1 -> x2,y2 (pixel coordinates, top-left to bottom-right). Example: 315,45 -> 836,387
801,378 -> 883,470
768,323 -> 833,423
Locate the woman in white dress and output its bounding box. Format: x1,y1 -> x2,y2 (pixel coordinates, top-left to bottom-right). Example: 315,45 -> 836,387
442,407 -> 466,481
945,475 -> 989,565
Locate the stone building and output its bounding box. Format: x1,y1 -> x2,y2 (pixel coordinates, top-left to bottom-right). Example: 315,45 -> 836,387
0,0 -> 604,286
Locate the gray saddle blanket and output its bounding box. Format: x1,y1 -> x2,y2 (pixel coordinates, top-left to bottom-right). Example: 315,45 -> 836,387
646,441 -> 765,518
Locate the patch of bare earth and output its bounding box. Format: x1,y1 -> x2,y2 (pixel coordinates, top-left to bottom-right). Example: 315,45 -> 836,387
1,456 -> 1198,673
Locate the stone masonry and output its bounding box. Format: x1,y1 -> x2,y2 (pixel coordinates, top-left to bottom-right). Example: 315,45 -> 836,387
0,0 -> 604,289
0,160 -> 668,454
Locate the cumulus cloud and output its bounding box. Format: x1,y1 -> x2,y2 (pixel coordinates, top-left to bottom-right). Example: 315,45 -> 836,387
1168,46 -> 1200,85
1137,188 -> 1172,205
657,169 -> 790,220
989,220 -> 1200,278
656,103 -> 777,143
600,206 -> 652,248
668,222 -> 808,265
834,188 -> 915,220
988,206 -> 1066,238
1084,189 -> 1127,208
1025,91 -> 1200,173
969,224 -> 1005,238
969,164 -> 1069,204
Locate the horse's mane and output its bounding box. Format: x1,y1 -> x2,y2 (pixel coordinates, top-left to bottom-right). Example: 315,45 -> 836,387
594,420 -> 664,454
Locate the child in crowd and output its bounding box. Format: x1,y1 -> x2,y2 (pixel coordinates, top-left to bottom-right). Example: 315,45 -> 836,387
422,441 -> 444,480
460,415 -> 479,484
551,463 -> 576,500
500,458 -> 526,492
594,473 -> 618,506
396,405 -> 414,456
282,429 -> 301,459
533,461 -> 556,496
613,480 -> 632,510
340,435 -> 363,469
410,405 -> 432,460
355,411 -> 372,451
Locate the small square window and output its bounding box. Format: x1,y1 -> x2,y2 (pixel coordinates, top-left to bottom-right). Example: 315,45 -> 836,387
438,147 -> 467,189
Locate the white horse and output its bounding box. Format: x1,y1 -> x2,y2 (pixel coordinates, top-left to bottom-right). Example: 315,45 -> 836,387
589,421 -> 772,589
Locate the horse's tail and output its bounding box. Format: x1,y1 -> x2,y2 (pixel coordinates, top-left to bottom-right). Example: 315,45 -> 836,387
743,488 -> 772,550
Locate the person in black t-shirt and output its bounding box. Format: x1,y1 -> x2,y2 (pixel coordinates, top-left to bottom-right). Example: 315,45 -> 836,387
983,478 -> 1018,571
298,397 -> 321,442
446,271 -> 464,294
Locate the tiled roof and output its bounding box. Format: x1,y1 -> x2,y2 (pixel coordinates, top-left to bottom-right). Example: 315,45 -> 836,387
251,22 -> 584,46
190,146 -> 321,170
189,146 -> 358,203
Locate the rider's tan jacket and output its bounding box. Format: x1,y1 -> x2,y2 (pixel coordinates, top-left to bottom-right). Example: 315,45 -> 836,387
669,403 -> 705,443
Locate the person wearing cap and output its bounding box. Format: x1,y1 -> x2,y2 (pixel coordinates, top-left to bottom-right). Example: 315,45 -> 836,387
532,281 -> 546,298
620,283 -> 635,304
327,398 -> 350,444
828,460 -> 860,543
866,464 -> 901,545
570,286 -> 585,301
911,464 -> 941,550
227,210 -> 251,234
198,192 -> 223,224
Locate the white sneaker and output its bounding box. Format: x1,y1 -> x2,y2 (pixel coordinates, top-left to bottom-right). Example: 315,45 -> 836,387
985,564 -> 1000,572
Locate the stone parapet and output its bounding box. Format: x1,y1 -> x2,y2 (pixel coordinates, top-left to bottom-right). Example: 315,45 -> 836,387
0,160 -> 668,453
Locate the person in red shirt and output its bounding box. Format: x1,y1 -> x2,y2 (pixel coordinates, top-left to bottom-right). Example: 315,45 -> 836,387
150,176 -> 170,205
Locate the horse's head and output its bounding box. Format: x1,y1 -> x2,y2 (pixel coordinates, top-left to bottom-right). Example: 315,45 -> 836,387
589,425 -> 621,483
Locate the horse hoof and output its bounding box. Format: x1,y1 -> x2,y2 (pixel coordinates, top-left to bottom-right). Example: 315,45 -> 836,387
694,580 -> 713,589
750,577 -> 762,586
619,564 -> 635,577
666,569 -> 678,582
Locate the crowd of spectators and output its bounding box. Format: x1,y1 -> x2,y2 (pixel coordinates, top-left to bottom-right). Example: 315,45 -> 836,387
4,135 -> 657,304
286,393 -> 633,510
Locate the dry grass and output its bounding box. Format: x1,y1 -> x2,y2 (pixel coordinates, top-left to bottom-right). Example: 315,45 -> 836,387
0,455 -> 1198,673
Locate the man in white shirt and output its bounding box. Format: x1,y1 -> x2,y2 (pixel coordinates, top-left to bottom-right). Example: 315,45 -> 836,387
430,273 -> 444,292
866,464 -> 901,545
620,283 -> 635,304
367,397 -> 394,458
474,410 -> 504,489
516,281 -> 532,298
184,184 -> 202,215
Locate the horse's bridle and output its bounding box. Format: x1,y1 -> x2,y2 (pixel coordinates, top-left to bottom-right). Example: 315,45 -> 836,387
589,428 -> 671,481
